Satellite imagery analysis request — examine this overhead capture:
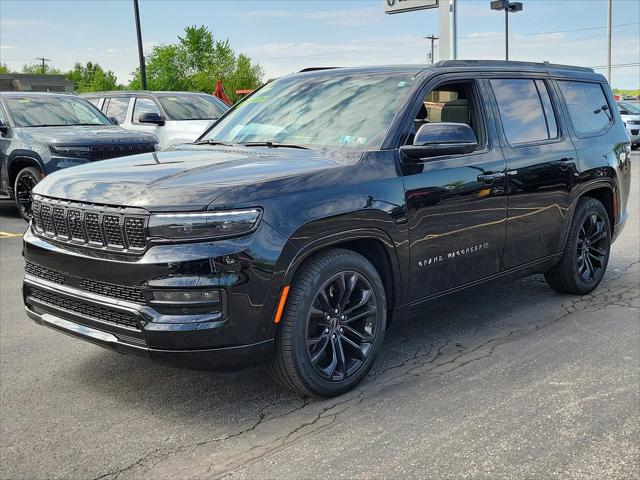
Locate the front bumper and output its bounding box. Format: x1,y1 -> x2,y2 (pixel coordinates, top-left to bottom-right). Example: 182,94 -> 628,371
25,303 -> 273,371
22,220 -> 291,371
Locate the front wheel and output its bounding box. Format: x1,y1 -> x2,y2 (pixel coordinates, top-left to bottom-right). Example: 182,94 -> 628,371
268,249 -> 387,397
545,197 -> 611,295
14,166 -> 43,221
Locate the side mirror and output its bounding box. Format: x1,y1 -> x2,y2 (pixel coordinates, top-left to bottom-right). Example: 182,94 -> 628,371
109,116 -> 119,125
138,112 -> 165,126
0,120 -> 9,135
400,123 -> 478,162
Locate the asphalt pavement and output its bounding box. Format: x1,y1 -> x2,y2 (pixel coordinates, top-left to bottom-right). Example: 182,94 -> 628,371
1,154 -> 638,480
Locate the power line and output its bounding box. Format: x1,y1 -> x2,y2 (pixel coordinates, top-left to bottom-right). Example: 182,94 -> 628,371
460,21 -> 639,39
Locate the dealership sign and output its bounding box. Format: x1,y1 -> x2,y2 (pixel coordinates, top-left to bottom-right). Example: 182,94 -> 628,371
384,0 -> 439,15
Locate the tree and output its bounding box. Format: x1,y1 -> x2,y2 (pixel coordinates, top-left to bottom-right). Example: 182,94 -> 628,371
0,63 -> 10,74
21,63 -> 63,75
66,62 -> 120,93
129,25 -> 263,103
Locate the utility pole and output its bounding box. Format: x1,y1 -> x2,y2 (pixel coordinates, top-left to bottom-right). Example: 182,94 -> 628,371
35,57 -> 51,74
133,0 -> 147,90
425,35 -> 439,64
606,0 -> 612,84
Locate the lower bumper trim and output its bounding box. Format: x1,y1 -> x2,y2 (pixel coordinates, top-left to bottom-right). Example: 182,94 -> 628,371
26,306 -> 274,371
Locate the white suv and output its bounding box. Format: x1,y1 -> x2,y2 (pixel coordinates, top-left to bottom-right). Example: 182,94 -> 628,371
617,101 -> 640,148
83,91 -> 229,149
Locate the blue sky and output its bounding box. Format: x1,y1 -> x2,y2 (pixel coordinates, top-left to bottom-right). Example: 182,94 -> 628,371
1,0 -> 638,89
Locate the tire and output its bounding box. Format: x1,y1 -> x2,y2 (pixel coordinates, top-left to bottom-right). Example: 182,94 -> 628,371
544,197 -> 611,295
268,248 -> 387,397
14,166 -> 43,221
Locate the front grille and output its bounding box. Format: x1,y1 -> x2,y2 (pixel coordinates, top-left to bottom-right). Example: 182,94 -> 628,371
78,278 -> 145,303
25,262 -> 64,284
29,286 -> 140,330
25,261 -> 146,304
91,143 -> 155,161
31,196 -> 148,253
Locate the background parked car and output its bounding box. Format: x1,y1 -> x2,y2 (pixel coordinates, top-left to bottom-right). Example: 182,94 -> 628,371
83,91 -> 229,149
0,92 -> 158,219
617,101 -> 640,148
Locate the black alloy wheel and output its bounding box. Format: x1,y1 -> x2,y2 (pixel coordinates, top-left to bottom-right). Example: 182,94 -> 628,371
306,271 -> 378,382
269,248 -> 386,397
576,211 -> 608,284
545,197 -> 611,295
14,167 -> 42,221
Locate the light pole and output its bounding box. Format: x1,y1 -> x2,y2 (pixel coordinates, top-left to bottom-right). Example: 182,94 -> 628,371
133,0 -> 147,90
490,1 -> 523,61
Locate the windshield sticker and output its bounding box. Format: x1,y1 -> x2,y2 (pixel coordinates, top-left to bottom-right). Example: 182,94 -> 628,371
340,135 -> 367,144
246,95 -> 269,104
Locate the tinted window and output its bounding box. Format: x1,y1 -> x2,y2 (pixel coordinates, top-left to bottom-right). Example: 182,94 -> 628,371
558,81 -> 611,135
4,96 -> 111,127
535,80 -> 558,139
157,95 -> 227,121
491,79 -> 555,145
105,97 -> 130,124
133,97 -> 161,123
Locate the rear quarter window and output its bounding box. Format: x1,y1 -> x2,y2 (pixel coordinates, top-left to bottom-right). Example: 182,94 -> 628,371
558,81 -> 612,136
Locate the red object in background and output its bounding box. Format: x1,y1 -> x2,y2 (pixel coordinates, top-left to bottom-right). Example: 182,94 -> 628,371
613,94 -> 621,101
213,80 -> 230,105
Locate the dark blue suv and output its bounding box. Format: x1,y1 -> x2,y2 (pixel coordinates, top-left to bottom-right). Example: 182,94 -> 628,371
0,92 -> 157,219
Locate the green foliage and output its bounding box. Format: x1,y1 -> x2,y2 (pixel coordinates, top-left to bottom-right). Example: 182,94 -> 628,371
21,63 -> 63,75
613,88 -> 640,97
66,62 -> 120,93
0,63 -> 10,74
129,25 -> 263,103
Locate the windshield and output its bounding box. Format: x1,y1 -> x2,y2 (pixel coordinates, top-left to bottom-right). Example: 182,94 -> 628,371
158,94 -> 228,121
4,96 -> 111,127
619,102 -> 640,114
201,73 -> 417,150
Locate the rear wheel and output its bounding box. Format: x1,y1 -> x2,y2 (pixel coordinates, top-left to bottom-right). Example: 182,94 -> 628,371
268,249 -> 386,397
545,197 -> 611,295
14,166 -> 42,221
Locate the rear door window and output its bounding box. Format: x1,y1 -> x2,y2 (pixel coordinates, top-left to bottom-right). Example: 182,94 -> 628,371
104,97 -> 131,124
491,79 -> 558,145
558,81 -> 612,136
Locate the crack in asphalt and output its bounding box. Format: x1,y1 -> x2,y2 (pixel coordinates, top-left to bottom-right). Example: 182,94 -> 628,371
96,259 -> 639,480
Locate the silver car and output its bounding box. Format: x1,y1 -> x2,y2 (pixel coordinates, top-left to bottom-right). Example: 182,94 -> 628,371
83,91 -> 229,149
617,101 -> 640,148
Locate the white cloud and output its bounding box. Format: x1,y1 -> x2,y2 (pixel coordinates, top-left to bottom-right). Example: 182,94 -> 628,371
245,7 -> 382,27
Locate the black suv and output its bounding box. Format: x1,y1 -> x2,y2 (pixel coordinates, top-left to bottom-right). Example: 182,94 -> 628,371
0,92 -> 158,219
22,61 -> 631,397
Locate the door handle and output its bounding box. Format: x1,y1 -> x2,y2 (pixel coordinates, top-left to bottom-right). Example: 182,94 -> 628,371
554,157 -> 575,170
477,172 -> 505,185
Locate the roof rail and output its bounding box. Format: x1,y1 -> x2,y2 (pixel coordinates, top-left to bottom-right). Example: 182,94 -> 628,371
298,67 -> 341,72
434,60 -> 594,73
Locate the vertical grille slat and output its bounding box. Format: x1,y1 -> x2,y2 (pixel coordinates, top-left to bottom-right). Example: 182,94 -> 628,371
30,196 -> 148,253
52,208 -> 70,239
103,215 -> 124,248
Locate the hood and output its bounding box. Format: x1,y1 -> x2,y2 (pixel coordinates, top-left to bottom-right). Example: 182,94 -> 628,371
33,145 -> 354,211
19,125 -> 158,145
163,119 -> 215,146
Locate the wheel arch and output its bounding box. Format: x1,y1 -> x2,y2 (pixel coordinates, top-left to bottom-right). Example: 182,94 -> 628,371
580,182 -> 616,235
279,229 -> 404,328
8,154 -> 44,195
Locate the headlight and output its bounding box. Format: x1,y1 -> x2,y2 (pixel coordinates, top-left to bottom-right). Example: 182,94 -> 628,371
50,145 -> 92,158
148,208 -> 262,240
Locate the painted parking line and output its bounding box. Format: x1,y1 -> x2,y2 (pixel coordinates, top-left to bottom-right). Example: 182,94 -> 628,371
0,231 -> 22,238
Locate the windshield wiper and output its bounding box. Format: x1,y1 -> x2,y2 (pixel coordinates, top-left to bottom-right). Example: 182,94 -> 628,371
194,139 -> 237,146
240,142 -> 313,150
